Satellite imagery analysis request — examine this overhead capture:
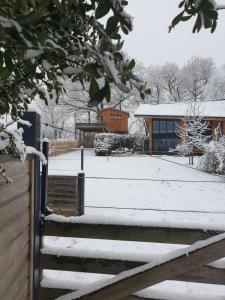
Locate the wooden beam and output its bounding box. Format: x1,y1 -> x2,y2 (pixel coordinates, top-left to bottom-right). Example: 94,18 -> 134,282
41,254 -> 225,285
40,287 -> 72,300
63,234 -> 225,300
41,254 -> 142,274
40,287 -> 152,300
44,220 -> 220,244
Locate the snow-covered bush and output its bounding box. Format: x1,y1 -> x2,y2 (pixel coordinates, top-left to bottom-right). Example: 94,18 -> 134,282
94,133 -> 146,156
199,137 -> 225,174
0,119 -> 47,182
0,122 -> 26,160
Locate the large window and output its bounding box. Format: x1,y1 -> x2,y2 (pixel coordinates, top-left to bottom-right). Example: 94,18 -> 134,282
153,119 -> 180,133
152,119 -> 181,153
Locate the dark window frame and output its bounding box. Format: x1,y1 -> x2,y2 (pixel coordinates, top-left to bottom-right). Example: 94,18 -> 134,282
153,119 -> 181,134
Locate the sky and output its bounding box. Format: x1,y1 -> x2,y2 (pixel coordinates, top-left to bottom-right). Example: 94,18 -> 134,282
123,0 -> 225,68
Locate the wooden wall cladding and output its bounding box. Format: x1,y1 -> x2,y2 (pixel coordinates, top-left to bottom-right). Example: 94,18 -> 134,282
0,159 -> 33,300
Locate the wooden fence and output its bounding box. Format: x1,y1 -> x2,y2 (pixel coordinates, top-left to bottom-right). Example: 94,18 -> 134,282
0,157 -> 35,300
48,175 -> 78,216
41,219 -> 225,300
49,140 -> 80,157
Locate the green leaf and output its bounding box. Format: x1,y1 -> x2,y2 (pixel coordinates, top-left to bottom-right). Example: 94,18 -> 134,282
89,78 -> 100,101
179,0 -> 185,8
128,59 -> 135,70
193,14 -> 202,33
171,10 -> 185,28
105,81 -> 111,102
180,15 -> 192,22
203,15 -> 212,29
106,16 -> 118,35
95,0 -> 110,19
121,25 -> 129,35
0,67 -> 12,80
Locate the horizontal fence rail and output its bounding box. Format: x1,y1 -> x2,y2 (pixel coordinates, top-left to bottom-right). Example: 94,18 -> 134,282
43,220 -> 220,244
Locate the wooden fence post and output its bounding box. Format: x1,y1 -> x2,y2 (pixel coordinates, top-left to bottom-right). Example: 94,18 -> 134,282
18,111 -> 41,300
41,141 -> 49,217
77,172 -> 85,216
81,146 -> 84,171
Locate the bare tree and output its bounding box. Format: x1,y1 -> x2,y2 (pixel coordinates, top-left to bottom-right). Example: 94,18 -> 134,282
174,102 -> 211,164
181,57 -> 214,102
147,66 -> 165,103
162,63 -> 183,102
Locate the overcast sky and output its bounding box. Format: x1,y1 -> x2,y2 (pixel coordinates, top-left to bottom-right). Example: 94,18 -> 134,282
123,0 -> 225,68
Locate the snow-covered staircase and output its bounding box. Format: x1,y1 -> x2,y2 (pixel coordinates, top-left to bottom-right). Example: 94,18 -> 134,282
40,217 -> 225,300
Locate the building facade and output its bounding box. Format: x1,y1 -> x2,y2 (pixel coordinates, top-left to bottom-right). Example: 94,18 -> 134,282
99,107 -> 129,134
134,101 -> 225,154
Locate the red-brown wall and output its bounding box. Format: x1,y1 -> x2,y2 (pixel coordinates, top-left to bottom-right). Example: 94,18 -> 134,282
99,108 -> 129,133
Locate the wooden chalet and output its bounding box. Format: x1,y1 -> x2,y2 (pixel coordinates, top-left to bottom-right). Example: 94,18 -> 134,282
99,107 -> 129,134
134,101 -> 225,154
76,107 -> 130,146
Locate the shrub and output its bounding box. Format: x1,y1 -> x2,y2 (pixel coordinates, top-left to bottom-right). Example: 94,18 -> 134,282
94,133 -> 146,156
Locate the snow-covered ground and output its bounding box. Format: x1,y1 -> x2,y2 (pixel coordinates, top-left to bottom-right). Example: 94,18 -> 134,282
43,150 -> 225,300
48,150 -> 225,230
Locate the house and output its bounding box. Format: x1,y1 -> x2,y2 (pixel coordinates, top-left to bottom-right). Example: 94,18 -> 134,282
99,107 -> 129,134
75,107 -> 129,146
134,101 -> 225,154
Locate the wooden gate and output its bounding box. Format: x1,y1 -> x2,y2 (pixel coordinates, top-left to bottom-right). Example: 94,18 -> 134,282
40,218 -> 225,300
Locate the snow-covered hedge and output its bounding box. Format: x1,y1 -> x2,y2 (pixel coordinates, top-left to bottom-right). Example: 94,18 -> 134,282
94,133 -> 146,156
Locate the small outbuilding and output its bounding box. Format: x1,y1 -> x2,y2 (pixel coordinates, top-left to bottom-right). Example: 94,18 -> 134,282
99,107 -> 129,134
134,101 -> 225,154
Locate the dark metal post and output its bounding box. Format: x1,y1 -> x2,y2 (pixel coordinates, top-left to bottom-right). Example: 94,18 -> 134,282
81,146 -> 84,171
41,141 -> 49,217
77,172 -> 85,216
18,111 -> 41,300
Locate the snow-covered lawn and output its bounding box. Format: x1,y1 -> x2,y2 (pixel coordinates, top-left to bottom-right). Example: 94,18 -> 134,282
48,150 -> 225,230
43,151 -> 225,300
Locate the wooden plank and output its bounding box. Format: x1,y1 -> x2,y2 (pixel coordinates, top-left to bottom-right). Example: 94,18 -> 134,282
43,221 -> 219,244
40,288 -> 151,300
0,211 -> 29,254
0,260 -> 29,300
41,254 -> 142,274
0,230 -> 29,282
40,287 -> 73,300
175,265 -> 225,285
41,254 -> 225,285
64,234 -> 225,300
0,192 -> 30,232
0,159 -> 30,178
0,246 -> 29,299
0,174 -> 30,206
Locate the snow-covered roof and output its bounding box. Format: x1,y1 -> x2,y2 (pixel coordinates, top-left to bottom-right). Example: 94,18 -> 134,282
134,101 -> 225,119
99,107 -> 130,116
